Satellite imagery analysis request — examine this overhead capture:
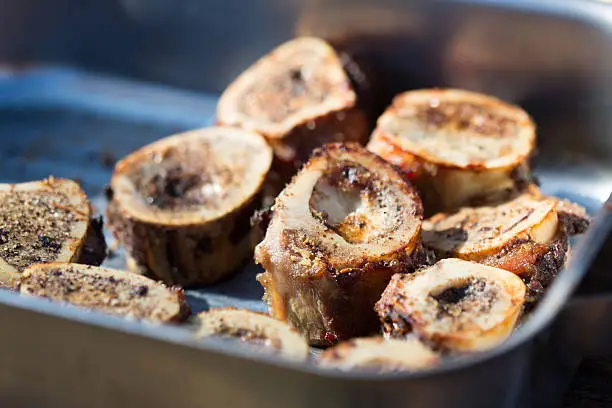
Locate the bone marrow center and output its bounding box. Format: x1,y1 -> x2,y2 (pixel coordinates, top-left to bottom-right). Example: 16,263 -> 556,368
129,142 -> 233,211
309,163 -> 392,244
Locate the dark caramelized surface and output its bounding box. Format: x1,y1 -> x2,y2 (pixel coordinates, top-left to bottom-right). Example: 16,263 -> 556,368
20,264 -> 189,322
0,189 -> 81,271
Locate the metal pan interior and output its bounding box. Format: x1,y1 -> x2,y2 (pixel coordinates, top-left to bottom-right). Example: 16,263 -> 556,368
0,66 -> 609,366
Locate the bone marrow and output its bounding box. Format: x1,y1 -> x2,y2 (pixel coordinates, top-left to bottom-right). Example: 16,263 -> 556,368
107,126 -> 273,287
367,89 -> 536,213
320,337 -> 440,372
376,259 -> 526,352
0,178 -> 106,288
217,37 -> 368,168
421,193 -> 568,303
194,308 -> 309,361
19,263 -> 190,323
255,143 -> 423,346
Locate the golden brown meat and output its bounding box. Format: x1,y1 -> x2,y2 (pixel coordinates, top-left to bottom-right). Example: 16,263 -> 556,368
255,143 -> 424,346
367,89 -> 536,213
19,263 -> 190,323
0,178 -> 106,288
217,37 -> 369,171
107,127 -> 273,287
376,259 -> 526,352
194,308 -> 309,362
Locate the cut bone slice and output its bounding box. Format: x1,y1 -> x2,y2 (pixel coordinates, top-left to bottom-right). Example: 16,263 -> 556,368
0,178 -> 106,288
423,193 -> 559,261
319,337 -> 440,372
367,88 -> 536,212
255,143 -> 424,346
421,192 -> 567,303
19,263 -> 190,323
194,308 -> 309,362
217,37 -> 368,168
107,126 -> 273,287
376,259 -> 526,352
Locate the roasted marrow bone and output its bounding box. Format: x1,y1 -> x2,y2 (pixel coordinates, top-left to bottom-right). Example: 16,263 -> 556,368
0,178 -> 106,288
255,143 -> 423,346
107,127 -> 273,287
368,89 -> 536,213
194,308 -> 309,362
320,337 -> 440,372
376,259 -> 526,352
217,37 -> 368,169
19,263 -> 190,323
422,193 -> 567,303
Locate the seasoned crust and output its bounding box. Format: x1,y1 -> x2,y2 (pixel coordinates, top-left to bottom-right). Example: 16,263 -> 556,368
218,37 -> 369,167
483,231 -> 568,305
0,178 -> 106,288
255,143 -> 424,345
218,37 -> 358,139
107,127 -> 272,287
257,242 -> 429,346
556,199 -> 591,235
376,259 -> 526,352
421,192 -> 576,304
18,263 -> 191,323
422,193 -> 559,261
276,143 -> 423,270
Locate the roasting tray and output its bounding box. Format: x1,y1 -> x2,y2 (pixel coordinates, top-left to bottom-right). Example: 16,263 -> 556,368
0,1 -> 611,407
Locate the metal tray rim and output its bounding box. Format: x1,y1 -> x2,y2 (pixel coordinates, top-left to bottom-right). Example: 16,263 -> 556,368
0,194 -> 608,381
0,0 -> 611,380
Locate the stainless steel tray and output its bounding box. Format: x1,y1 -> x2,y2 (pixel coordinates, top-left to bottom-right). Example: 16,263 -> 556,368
0,1 -> 610,407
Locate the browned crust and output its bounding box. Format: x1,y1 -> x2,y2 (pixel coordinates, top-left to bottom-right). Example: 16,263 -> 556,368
375,261 -> 526,349
106,128 -> 271,287
309,142 -> 424,220
481,232 -> 568,305
376,276 -> 414,339
0,178 -> 106,286
258,243 -> 427,346
556,199 -> 591,235
76,214 -> 107,267
255,143 -> 424,345
107,191 -> 262,287
18,263 -> 191,323
264,107 -> 369,170
423,230 -> 568,306
217,38 -> 371,174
